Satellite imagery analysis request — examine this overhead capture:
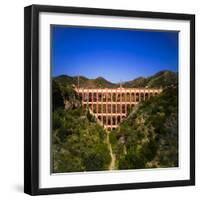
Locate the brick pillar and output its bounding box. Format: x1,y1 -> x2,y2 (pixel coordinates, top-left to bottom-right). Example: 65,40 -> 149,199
106,89 -> 108,129
139,90 -> 141,102
82,89 -> 84,106
116,91 -> 117,126
120,87 -> 122,122
111,90 -> 112,130
116,92 -> 118,114
87,89 -> 89,107
101,89 -> 103,125
134,91 -> 136,102
134,90 -> 136,110
149,89 -> 150,99
92,91 -> 94,112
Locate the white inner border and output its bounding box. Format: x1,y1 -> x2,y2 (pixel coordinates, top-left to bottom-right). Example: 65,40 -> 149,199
39,12 -> 190,188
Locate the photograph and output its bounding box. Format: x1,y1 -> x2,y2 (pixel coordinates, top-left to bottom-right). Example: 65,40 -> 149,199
51,25 -> 179,173
24,5 -> 195,195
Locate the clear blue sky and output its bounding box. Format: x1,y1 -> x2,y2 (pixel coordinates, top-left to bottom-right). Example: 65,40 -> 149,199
51,25 -> 178,83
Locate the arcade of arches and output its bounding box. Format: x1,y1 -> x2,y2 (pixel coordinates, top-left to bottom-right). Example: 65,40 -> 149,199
75,87 -> 162,131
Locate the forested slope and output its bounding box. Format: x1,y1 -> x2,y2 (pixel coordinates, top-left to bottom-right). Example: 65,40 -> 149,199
52,70 -> 178,172
52,80 -> 111,173
110,85 -> 178,169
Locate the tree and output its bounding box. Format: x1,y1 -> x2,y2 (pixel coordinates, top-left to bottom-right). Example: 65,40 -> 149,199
52,80 -> 64,111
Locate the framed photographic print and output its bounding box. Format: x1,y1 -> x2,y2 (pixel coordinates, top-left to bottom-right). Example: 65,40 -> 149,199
24,4 -> 195,195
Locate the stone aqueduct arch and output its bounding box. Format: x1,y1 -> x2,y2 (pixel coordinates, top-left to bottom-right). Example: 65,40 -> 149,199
75,87 -> 162,131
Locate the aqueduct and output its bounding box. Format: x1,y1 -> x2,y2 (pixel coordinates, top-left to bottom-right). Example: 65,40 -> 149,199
75,86 -> 162,131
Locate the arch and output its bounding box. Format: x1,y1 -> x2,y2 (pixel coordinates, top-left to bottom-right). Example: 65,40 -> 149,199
112,93 -> 116,101
108,116 -> 111,125
98,116 -> 101,121
108,104 -> 111,113
93,93 -> 96,102
116,93 -> 120,102
89,92 -> 92,102
93,105 -> 97,113
131,93 -> 135,102
117,115 -> 121,124
112,116 -> 116,125
136,93 -> 139,101
98,104 -> 101,113
117,104 -> 120,113
98,93 -> 102,101
127,104 -> 131,114
103,104 -> 106,113
112,104 -> 116,113
84,93 -> 88,101
140,92 -> 144,101
122,104 -> 126,113
122,93 -> 125,101
126,92 -> 130,101
103,116 -> 106,125
107,93 -> 111,101
145,92 -> 149,99
103,93 -> 106,102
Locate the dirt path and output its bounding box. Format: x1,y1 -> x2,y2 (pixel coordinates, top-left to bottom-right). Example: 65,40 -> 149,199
106,132 -> 116,170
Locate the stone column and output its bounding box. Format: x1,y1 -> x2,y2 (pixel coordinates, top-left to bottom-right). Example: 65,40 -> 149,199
92,91 -> 94,112
106,89 -> 108,129
111,90 -> 113,130
116,91 -> 117,126
87,88 -> 89,107
101,89 -> 103,125
134,90 -> 136,103
134,91 -> 136,110
120,87 -> 122,122
139,90 -> 141,102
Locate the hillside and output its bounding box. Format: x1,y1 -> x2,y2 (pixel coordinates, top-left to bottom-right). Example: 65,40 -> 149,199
109,85 -> 178,169
52,80 -> 111,173
53,70 -> 178,89
123,70 -> 178,88
53,75 -> 117,88
52,69 -> 178,172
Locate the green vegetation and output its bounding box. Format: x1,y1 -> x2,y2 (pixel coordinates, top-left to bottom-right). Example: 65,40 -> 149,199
52,70 -> 178,172
123,70 -> 178,88
110,85 -> 178,169
52,80 -> 111,173
54,75 -> 117,89
54,70 -> 177,89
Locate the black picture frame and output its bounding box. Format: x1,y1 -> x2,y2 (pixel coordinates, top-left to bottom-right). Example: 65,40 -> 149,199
24,4 -> 195,196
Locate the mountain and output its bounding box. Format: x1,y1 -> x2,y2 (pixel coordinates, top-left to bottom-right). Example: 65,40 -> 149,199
53,70 -> 178,89
53,75 -> 116,88
123,70 -> 178,88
